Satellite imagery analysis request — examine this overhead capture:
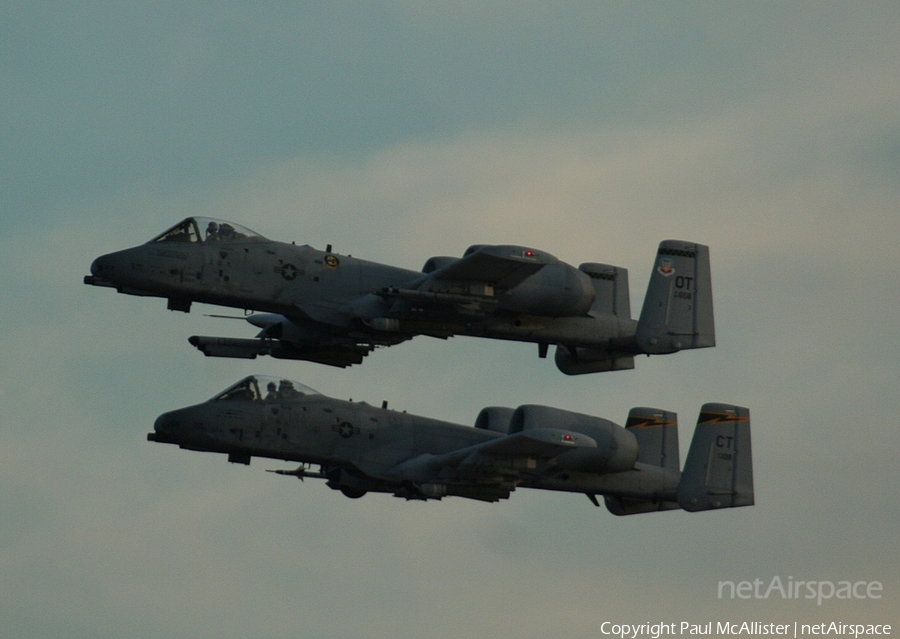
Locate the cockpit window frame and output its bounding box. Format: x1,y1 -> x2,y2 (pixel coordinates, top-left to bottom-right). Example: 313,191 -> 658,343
211,375 -> 320,403
151,218 -> 202,244
150,217 -> 265,245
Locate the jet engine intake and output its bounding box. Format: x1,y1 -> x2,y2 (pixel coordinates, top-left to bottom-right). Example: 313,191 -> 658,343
422,256 -> 459,273
474,407 -> 516,434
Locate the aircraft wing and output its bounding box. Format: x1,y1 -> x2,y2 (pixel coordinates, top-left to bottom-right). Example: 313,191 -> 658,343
389,427 -> 596,484
292,300 -> 355,328
375,246 -> 557,317
426,245 -> 552,289
464,427 -> 596,459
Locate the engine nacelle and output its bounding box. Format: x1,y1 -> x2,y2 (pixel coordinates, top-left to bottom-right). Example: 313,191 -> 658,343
499,263 -> 595,317
509,405 -> 638,473
422,256 -> 459,273
463,244 -> 490,256
474,407 -> 516,434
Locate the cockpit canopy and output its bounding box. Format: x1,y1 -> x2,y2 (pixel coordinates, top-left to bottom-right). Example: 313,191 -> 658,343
212,375 -> 320,403
150,217 -> 264,245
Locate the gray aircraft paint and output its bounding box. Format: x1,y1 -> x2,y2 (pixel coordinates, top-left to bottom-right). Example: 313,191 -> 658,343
149,375 -> 753,514
86,217 -> 715,374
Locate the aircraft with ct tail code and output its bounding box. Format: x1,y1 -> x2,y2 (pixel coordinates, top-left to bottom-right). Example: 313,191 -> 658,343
149,375 -> 753,514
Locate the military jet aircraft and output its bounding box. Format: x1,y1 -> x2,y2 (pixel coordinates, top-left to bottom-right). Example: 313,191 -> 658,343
86,217 -> 715,374
149,375 -> 753,514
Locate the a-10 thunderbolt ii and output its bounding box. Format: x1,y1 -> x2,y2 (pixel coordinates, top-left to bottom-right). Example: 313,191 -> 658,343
86,217 -> 715,374
149,374 -> 753,514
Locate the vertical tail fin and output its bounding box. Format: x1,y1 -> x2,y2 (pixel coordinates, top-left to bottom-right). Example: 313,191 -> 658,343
554,264 -> 632,375
603,407 -> 681,515
578,263 -> 631,319
636,240 -> 714,354
625,407 -> 680,472
677,404 -> 754,512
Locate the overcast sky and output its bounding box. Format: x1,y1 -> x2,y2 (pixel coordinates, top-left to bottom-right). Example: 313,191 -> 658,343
2,3 -> 899,638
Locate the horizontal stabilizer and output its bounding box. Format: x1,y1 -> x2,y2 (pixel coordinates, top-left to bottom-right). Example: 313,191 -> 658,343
677,404 -> 754,512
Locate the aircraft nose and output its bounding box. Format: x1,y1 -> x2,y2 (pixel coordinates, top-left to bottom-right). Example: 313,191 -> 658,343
90,251 -> 119,278
86,247 -> 146,289
148,411 -> 182,443
87,253 -> 121,288
89,256 -> 104,278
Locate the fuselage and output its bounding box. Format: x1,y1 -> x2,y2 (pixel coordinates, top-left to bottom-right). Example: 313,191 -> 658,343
88,218 -> 418,321
150,376 -> 501,478
87,217 -> 640,350
149,375 -> 680,502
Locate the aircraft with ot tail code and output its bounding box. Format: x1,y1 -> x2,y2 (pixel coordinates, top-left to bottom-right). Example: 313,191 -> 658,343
85,217 -> 715,375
